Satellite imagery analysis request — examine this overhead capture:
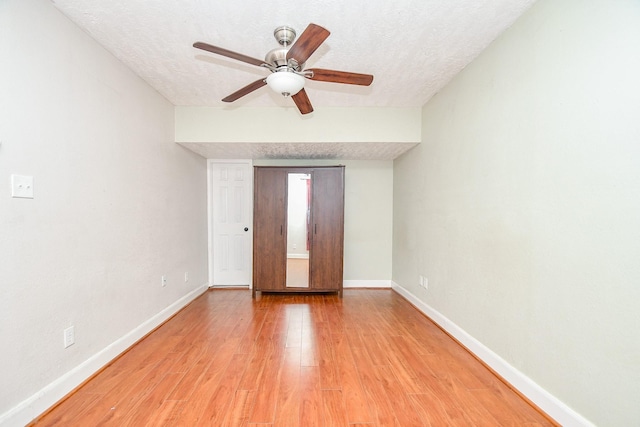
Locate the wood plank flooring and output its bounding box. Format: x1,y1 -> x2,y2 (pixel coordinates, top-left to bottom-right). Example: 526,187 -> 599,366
33,289 -> 557,426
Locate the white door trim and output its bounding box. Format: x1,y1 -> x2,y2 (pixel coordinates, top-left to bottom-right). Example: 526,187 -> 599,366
207,159 -> 253,288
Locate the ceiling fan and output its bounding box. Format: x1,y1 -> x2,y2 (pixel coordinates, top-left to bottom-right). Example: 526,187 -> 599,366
193,23 -> 374,115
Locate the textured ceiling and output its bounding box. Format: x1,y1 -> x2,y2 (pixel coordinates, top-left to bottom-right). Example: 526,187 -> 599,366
50,0 -> 536,159
50,0 -> 536,109
178,142 -> 419,161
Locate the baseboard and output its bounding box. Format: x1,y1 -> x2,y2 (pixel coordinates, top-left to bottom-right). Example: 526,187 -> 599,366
391,282 -> 595,427
1,283 -> 209,427
209,285 -> 250,289
343,279 -> 392,288
287,254 -> 309,259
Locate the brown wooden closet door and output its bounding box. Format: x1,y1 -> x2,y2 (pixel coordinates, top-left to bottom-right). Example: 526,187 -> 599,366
253,167 -> 287,291
309,167 -> 345,291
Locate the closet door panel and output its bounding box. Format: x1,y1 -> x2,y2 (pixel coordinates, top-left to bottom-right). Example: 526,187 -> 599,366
309,167 -> 345,291
253,168 -> 287,291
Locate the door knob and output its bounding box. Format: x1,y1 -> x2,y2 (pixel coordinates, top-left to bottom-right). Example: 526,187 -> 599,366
244,227 -> 249,232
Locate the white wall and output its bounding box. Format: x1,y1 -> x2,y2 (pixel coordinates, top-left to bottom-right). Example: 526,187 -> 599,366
255,159 -> 393,285
0,0 -> 208,424
392,0 -> 640,425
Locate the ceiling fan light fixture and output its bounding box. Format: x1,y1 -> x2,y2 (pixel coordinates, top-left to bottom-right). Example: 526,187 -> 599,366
266,70 -> 305,97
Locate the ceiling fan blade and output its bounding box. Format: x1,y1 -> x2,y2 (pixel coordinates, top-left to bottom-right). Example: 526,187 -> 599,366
291,89 -> 314,115
306,68 -> 374,86
286,23 -> 330,65
193,42 -> 266,67
222,78 -> 267,102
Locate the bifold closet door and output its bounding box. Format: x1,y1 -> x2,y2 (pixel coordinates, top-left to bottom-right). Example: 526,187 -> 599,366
253,167 -> 287,292
309,167 -> 345,291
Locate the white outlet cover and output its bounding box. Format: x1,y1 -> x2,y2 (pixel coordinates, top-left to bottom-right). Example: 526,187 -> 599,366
11,174 -> 34,198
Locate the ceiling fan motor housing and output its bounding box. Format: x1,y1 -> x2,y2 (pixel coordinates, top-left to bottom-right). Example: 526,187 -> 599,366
265,48 -> 289,68
265,49 -> 302,71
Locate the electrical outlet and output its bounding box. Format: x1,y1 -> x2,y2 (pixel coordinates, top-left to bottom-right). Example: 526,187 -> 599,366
11,174 -> 34,199
64,326 -> 75,348
161,275 -> 167,287
184,272 -> 189,283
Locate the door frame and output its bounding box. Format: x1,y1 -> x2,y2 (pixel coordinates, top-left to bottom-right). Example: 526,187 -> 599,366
207,159 -> 254,288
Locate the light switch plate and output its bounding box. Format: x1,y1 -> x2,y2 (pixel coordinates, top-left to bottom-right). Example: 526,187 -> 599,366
64,326 -> 75,348
11,174 -> 34,198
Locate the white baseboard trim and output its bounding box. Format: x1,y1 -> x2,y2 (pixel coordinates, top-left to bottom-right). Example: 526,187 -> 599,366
343,279 -> 392,288
209,285 -> 250,289
287,254 -> 309,259
0,283 -> 209,427
391,282 -> 595,427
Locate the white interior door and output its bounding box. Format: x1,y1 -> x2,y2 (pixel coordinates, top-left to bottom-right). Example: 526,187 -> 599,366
209,160 -> 252,287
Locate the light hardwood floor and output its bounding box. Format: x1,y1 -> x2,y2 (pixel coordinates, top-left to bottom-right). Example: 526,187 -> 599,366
33,289 -> 557,426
